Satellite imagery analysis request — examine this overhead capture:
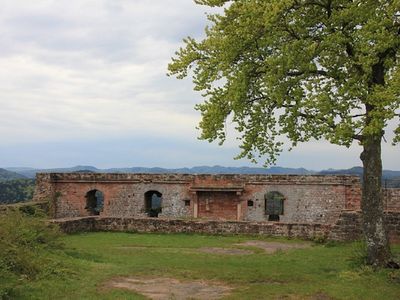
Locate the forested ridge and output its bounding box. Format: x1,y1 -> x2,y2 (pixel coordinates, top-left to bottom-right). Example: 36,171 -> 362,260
0,179 -> 35,204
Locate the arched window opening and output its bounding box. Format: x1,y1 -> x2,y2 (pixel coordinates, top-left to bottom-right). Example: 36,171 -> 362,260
265,191 -> 285,221
85,190 -> 104,216
144,191 -> 162,217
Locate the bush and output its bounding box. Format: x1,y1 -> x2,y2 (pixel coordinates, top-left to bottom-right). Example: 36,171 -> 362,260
0,209 -> 64,298
349,240 -> 368,268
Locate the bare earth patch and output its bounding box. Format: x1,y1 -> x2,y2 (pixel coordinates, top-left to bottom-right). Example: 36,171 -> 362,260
236,241 -> 311,254
275,293 -> 334,300
115,246 -> 192,254
199,247 -> 254,255
310,292 -> 335,300
116,246 -> 149,250
105,277 -> 232,300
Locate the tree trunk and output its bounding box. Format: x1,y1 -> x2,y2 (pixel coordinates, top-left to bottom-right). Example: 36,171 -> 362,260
360,135 -> 391,267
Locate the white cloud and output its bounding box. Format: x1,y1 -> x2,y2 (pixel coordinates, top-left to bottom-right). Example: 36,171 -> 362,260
0,1 -> 211,146
0,0 -> 398,169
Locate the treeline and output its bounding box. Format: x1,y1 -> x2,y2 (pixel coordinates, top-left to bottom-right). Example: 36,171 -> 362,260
0,179 -> 35,204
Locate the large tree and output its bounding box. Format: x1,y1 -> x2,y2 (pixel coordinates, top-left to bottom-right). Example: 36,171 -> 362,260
169,0 -> 400,267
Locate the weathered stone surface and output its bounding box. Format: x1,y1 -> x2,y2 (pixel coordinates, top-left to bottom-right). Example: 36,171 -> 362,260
0,201 -> 49,214
52,216 -> 332,239
34,173 -> 400,241
384,189 -> 400,211
34,173 -> 364,224
52,211 -> 400,242
329,210 -> 400,242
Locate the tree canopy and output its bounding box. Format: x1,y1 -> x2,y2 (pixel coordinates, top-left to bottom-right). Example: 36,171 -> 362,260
169,0 -> 400,267
169,0 -> 400,165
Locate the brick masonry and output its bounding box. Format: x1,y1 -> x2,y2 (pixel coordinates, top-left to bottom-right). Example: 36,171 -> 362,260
51,210 -> 400,242
384,189 -> 400,211
34,173 -> 363,222
34,173 -> 400,241
52,216 -> 332,240
328,210 -> 400,243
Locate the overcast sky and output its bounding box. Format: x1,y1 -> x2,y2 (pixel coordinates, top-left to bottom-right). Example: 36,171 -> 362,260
0,0 -> 398,170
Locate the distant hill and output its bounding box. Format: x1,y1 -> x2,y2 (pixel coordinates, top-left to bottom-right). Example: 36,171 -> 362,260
106,165 -> 315,175
319,166 -> 400,178
319,166 -> 400,187
4,165 -> 400,187
0,168 -> 27,180
6,166 -> 99,178
319,166 -> 364,176
6,165 -> 315,178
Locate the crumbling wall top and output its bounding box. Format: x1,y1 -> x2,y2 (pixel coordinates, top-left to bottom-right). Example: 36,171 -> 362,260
35,172 -> 361,186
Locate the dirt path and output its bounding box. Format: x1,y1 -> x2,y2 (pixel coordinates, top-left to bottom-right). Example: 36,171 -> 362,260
198,247 -> 254,255
105,277 -> 232,300
236,240 -> 311,253
105,240 -> 313,299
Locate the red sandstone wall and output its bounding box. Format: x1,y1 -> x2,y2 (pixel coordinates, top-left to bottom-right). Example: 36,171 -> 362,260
33,173 -> 54,202
244,183 -> 349,224
344,184 -> 362,210
51,211 -> 400,242
51,181 -> 193,219
197,191 -> 240,220
338,186 -> 399,212
53,217 -> 332,240
36,173 -> 363,224
244,176 -> 361,224
384,189 -> 400,211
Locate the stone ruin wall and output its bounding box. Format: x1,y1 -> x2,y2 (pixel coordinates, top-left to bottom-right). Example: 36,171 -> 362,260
34,173 -> 194,219
34,173 -> 362,223
384,188 -> 400,211
34,173 -> 400,241
51,212 -> 400,243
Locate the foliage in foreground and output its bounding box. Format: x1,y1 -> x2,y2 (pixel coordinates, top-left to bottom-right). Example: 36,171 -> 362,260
12,232 -> 400,300
0,209 -> 399,299
0,209 -> 65,299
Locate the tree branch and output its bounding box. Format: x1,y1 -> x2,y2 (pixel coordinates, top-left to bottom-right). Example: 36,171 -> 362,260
287,70 -> 328,77
350,113 -> 366,118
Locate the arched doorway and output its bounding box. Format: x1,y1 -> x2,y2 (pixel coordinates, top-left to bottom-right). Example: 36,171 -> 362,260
144,190 -> 162,217
85,189 -> 104,216
265,191 -> 285,221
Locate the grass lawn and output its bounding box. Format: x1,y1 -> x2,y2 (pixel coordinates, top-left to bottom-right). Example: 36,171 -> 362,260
14,232 -> 400,299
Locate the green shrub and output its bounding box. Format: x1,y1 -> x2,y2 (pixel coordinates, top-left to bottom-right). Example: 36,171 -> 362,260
0,209 -> 64,298
313,234 -> 327,244
349,240 -> 368,268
